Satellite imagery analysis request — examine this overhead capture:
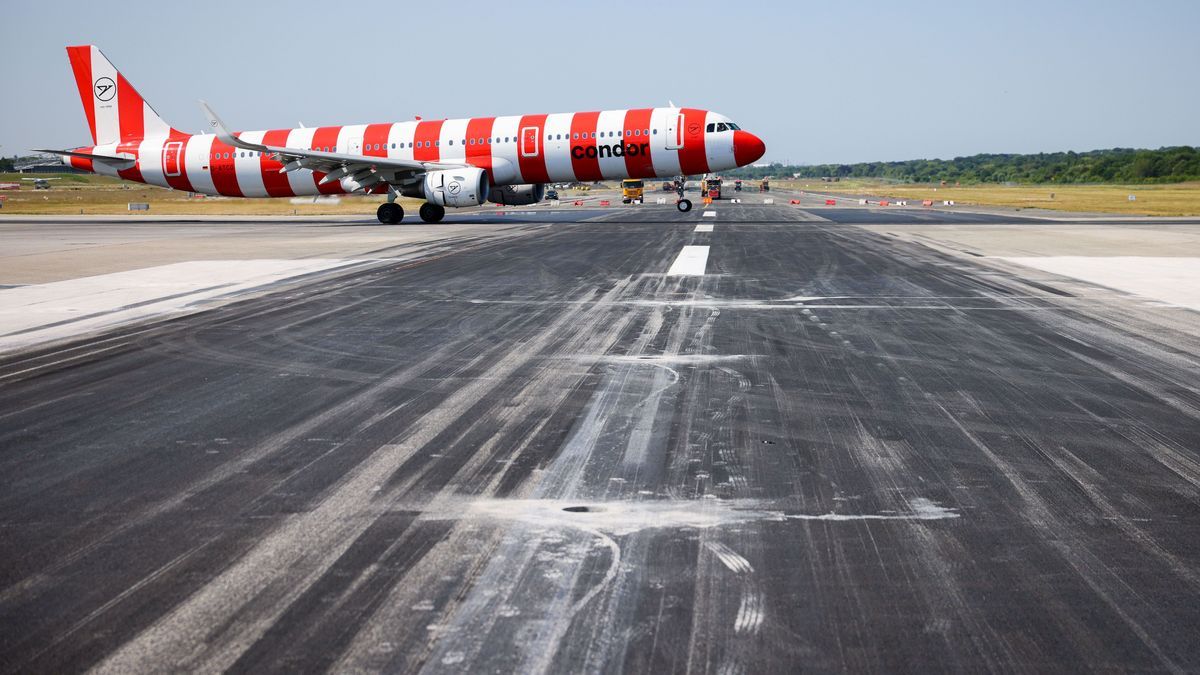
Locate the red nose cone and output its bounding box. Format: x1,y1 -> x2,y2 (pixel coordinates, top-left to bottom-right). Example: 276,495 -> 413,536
733,130 -> 766,166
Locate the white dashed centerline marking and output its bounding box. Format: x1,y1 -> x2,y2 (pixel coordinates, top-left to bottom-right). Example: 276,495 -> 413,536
667,245 -> 710,276
694,223 -> 713,232
702,210 -> 717,218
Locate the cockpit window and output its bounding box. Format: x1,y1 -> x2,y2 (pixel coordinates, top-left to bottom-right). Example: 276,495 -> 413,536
706,123 -> 715,132
715,123 -> 729,132
727,122 -> 741,131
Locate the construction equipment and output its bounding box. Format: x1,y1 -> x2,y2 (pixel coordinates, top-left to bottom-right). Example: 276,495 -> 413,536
621,178 -> 644,204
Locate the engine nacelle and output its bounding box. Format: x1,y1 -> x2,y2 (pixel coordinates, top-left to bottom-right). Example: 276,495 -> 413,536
488,184 -> 546,206
403,168 -> 489,207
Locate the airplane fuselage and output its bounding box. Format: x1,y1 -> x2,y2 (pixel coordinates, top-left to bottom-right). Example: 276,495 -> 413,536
66,107 -> 765,198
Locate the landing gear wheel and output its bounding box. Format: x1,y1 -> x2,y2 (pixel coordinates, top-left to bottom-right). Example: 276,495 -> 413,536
676,199 -> 693,213
419,203 -> 445,223
377,202 -> 404,224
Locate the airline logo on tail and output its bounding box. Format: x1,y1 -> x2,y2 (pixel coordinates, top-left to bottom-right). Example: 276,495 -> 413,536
94,77 -> 115,101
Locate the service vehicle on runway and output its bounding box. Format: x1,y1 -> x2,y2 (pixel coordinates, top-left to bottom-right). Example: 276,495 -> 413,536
621,179 -> 644,204
41,46 -> 766,223
703,177 -> 723,200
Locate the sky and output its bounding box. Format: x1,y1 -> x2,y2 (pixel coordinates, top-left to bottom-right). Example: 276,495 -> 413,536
2,0 -> 1198,165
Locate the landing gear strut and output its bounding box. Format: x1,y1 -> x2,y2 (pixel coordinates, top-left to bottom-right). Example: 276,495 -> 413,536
377,202 -> 404,224
419,203 -> 445,223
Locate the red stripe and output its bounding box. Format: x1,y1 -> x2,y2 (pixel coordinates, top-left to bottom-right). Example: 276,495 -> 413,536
116,140 -> 144,183
413,120 -> 444,162
363,123 -> 391,158
259,129 -> 294,197
516,114 -> 549,184
568,111 -> 602,182
309,126 -> 344,194
208,138 -> 243,197
161,130 -> 195,193
65,47 -> 97,144
621,108 -> 655,179
464,117 -> 496,183
678,108 -> 709,176
116,74 -> 144,141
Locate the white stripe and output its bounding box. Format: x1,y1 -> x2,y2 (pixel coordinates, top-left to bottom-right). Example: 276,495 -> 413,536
284,127 -> 317,196
596,109 -> 627,180
233,130 -> 268,197
184,134 -> 216,195
702,210 -> 716,218
542,112 -> 574,183
649,107 -> 681,176
666,245 -> 709,276
694,223 -> 713,232
90,46 -> 121,146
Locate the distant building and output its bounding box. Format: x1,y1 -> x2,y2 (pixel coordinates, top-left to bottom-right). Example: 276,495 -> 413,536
14,155 -> 83,174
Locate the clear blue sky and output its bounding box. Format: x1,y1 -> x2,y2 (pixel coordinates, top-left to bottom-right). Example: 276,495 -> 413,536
3,0 -> 1198,164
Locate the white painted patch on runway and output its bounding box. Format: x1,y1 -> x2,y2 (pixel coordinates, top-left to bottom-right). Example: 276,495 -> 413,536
0,259 -> 362,352
667,245 -> 710,276
694,223 -> 714,232
702,210 -> 717,218
1000,256 -> 1200,310
452,496 -> 961,537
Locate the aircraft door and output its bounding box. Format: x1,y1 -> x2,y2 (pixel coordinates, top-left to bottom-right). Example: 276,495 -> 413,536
162,141 -> 183,177
665,114 -> 683,150
520,126 -> 540,158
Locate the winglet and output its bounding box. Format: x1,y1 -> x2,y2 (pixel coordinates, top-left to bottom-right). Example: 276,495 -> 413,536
198,100 -> 265,151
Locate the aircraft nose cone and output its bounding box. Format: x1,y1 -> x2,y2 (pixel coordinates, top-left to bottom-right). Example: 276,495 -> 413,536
733,130 -> 766,166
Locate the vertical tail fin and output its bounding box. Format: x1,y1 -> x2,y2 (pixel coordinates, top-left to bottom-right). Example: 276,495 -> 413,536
65,45 -> 178,146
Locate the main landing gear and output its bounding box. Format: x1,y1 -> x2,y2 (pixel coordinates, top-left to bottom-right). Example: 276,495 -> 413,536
676,198 -> 692,213
419,203 -> 445,223
377,202 -> 403,224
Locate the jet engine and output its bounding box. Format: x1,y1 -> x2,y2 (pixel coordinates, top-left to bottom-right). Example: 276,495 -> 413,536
403,168 -> 489,207
488,184 -> 546,206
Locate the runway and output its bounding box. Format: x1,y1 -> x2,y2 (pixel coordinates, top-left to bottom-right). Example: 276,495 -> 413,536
2,200 -> 1200,672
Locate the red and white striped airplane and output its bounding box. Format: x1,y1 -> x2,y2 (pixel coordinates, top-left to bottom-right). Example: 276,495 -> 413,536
42,45 -> 766,223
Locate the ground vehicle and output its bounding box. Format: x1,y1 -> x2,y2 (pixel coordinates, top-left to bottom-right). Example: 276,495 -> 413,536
734,180 -> 742,192
621,179 -> 644,203
545,189 -> 558,200
662,181 -> 675,192
703,177 -> 722,200
760,179 -> 770,192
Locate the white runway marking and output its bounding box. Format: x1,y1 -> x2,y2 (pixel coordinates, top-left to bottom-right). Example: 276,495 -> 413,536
702,210 -> 717,218
1000,256 -> 1200,310
0,259 -> 361,353
666,246 -> 710,276
694,223 -> 714,232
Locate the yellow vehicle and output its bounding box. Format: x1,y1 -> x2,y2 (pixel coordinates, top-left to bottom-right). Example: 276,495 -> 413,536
621,179 -> 644,204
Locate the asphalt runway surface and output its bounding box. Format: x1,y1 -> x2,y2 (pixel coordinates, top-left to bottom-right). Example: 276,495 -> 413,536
2,202 -> 1200,673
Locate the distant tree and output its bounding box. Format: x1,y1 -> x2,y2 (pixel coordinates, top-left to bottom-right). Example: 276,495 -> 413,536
723,147 -> 1200,184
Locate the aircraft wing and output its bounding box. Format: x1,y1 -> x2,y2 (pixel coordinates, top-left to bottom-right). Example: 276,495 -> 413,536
199,102 -> 464,186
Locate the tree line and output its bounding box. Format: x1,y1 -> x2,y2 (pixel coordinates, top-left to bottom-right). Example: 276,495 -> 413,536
727,146 -> 1200,184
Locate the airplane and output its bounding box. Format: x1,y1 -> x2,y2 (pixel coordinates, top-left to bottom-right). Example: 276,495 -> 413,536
22,177 -> 60,189
39,45 -> 766,224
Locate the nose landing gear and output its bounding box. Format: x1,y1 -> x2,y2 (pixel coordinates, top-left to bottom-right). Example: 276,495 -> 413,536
676,199 -> 692,212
